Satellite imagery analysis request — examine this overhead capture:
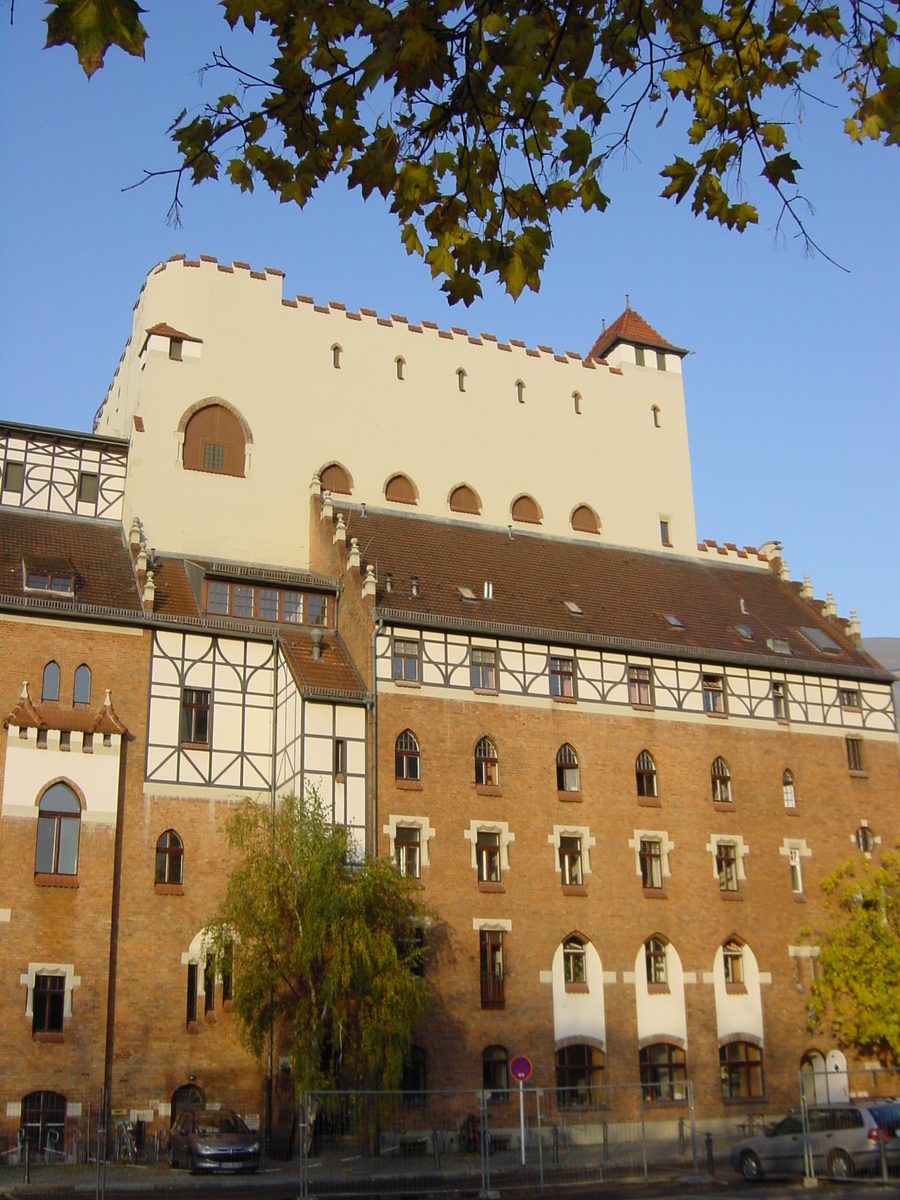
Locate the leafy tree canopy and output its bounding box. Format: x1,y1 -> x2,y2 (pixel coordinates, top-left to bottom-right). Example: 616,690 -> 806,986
205,786 -> 429,1092
810,850 -> 900,1065
44,0 -> 899,303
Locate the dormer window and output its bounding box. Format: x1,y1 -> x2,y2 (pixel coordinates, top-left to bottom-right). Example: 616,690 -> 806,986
23,559 -> 75,597
169,338 -> 183,361
656,351 -> 667,371
635,347 -> 646,367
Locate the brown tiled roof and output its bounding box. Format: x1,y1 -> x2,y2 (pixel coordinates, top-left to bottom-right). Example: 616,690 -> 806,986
588,308 -> 686,361
0,510 -> 142,612
280,629 -> 368,700
340,507 -> 886,680
147,556 -> 200,618
4,684 -> 128,734
146,322 -> 202,343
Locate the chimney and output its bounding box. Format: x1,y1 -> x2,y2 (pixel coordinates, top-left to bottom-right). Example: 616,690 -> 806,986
333,513 -> 346,544
309,628 -> 324,660
347,537 -> 360,572
800,575 -> 814,602
142,570 -> 156,611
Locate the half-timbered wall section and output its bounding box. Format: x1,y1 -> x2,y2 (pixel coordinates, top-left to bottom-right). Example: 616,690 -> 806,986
374,629 -> 896,736
0,424 -> 127,522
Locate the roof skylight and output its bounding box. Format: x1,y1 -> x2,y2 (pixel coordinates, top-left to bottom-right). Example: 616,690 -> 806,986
734,623 -> 754,640
766,637 -> 792,656
662,613 -> 683,628
564,600 -> 583,616
458,586 -> 477,601
799,626 -> 841,655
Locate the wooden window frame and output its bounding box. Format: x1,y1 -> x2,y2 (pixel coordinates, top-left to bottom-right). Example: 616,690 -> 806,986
32,975 -> 66,1037
180,688 -> 211,747
640,1044 -> 687,1103
628,666 -> 653,707
556,744 -> 581,793
645,937 -> 667,984
392,638 -> 421,683
556,1044 -> 604,1106
640,839 -> 663,890
716,842 -> 739,892
550,656 -> 575,699
636,751 -> 658,798
703,674 -> 726,714
479,932 -> 504,1009
34,785 -> 81,878
395,825 -> 421,878
719,1042 -> 764,1100
471,647 -> 496,690
395,730 -> 420,781
476,830 -> 501,883
475,737 -> 499,786
723,941 -> 744,984
711,757 -> 732,805
559,837 -> 583,886
155,829 -> 184,887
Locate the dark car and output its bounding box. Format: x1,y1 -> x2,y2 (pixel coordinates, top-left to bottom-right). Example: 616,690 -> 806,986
730,1102 -> 900,1180
168,1107 -> 260,1173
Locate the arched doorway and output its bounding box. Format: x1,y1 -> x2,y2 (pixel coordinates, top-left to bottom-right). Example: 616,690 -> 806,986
171,1083 -> 205,1127
825,1050 -> 850,1102
800,1051 -> 828,1104
21,1091 -> 66,1156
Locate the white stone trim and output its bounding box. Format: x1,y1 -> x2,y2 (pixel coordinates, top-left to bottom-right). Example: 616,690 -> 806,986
383,814 -> 436,867
759,972 -> 772,985
682,971 -> 697,984
628,829 -> 674,878
7,1102 -> 22,1118
622,971 -> 636,985
705,834 -> 749,881
472,917 -> 512,932
539,970 -> 552,984
788,945 -> 820,957
602,971 -> 617,985
464,820 -> 515,872
547,825 -> 595,874
0,908 -> 10,923
67,1102 -> 83,1118
779,837 -> 812,858
19,963 -> 80,1019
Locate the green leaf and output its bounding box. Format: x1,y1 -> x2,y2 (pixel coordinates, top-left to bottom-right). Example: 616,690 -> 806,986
761,153 -> 802,186
45,0 -> 147,78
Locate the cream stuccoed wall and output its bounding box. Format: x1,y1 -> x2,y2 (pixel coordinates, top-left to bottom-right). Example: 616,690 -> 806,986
96,257 -> 698,568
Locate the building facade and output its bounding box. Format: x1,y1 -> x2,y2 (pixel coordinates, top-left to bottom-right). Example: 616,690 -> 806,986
1,256 -> 897,1158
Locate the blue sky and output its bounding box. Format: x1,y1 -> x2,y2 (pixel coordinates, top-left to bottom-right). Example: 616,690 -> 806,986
1,3 -> 897,634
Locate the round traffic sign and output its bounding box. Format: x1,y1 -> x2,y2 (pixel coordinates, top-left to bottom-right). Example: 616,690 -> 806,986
510,1055 -> 532,1082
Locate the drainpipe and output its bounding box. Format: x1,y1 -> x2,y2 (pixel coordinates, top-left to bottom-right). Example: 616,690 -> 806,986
370,618 -> 383,859
266,633 -> 278,1159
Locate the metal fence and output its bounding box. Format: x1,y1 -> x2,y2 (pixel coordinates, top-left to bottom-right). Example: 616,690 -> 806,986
297,1082 -> 700,1195
795,1066 -> 900,1183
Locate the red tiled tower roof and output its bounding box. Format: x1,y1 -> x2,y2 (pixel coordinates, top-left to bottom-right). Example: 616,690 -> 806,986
588,308 -> 687,361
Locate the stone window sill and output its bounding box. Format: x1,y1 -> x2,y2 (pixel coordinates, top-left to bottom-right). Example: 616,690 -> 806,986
647,982 -> 670,995
181,740 -> 209,751
723,1096 -> 768,1107
638,796 -> 662,808
557,791 -> 582,803
631,703 -> 656,713
551,695 -> 577,705
793,893 -> 807,903
34,873 -> 78,888
478,881 -> 505,893
713,802 -> 735,813
155,883 -> 184,895
725,982 -> 748,995
562,884 -> 587,897
476,784 -> 502,797
643,887 -> 667,900
33,1031 -> 65,1043
784,808 -> 800,817
565,982 -> 589,994
719,890 -> 744,901
705,710 -> 728,719
205,1010 -> 217,1024
222,999 -> 233,1013
848,770 -> 869,779
473,687 -> 499,697
186,1021 -> 199,1035
393,679 -> 421,689
395,778 -> 423,791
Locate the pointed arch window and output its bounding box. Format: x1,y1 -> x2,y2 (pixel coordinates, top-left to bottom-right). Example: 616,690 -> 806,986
456,368 -> 467,392
183,404 -> 246,477
856,825 -> 875,854
644,936 -> 668,985
332,344 -> 342,369
395,730 -> 420,781
573,391 -> 582,415
475,737 -> 499,787
385,473 -> 418,505
319,463 -> 352,495
42,661 -> 60,703
556,743 -> 580,793
449,484 -> 481,515
782,769 -> 796,809
571,504 -> 600,534
155,830 -> 184,886
73,665 -> 91,706
395,356 -> 405,380
723,939 -> 744,984
711,757 -> 732,804
636,751 -> 658,798
516,379 -> 525,403
511,494 -> 541,524
563,936 -> 586,984
35,783 -> 81,878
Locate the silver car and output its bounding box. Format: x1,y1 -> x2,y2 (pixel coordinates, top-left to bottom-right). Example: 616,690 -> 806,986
730,1102 -> 900,1180
168,1107 -> 260,1173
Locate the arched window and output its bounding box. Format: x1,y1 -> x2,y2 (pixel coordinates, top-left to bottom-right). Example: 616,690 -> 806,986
20,1091 -> 67,1155
475,737 -> 499,787
711,757 -> 732,804
644,936 -> 668,984
456,368 -> 466,392
723,939 -> 744,984
482,1045 -> 508,1092
782,769 -> 795,809
511,494 -> 542,524
395,356 -> 405,380
639,1044 -> 686,1101
572,391 -> 582,415
636,751 -> 658,797
332,344 -> 342,369
563,936 -> 586,984
171,1084 -> 205,1127
319,462 -> 353,495
155,830 -> 184,886
856,825 -> 875,853
385,473 -> 418,505
556,743 -> 580,792
35,783 -> 81,877
449,484 -> 481,515
556,1045 -> 603,1106
401,1046 -> 427,1097
719,1042 -> 764,1099
183,404 -> 246,477
652,404 -> 661,428
516,379 -> 525,403
73,664 -> 91,706
42,661 -> 60,703
571,504 -> 600,534
395,730 -> 420,780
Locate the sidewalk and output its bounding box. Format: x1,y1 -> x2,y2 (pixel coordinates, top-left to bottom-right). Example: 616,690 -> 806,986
0,1159 -> 303,1197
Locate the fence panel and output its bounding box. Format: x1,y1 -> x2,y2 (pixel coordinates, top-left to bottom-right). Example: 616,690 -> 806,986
797,1066 -> 900,1183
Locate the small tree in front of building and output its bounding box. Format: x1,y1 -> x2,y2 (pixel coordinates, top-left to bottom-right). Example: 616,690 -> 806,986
206,785 -> 428,1091
810,850 -> 900,1065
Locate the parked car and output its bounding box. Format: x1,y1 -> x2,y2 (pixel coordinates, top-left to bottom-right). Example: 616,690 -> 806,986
168,1107 -> 260,1173
731,1102 -> 900,1181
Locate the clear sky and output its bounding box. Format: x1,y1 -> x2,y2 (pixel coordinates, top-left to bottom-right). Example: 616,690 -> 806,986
1,3 -> 897,635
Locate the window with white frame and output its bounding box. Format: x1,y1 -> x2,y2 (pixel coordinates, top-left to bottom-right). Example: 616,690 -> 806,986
383,816 -> 435,874
789,847 -> 803,894
465,821 -> 514,878
706,834 -> 749,892
629,830 -> 674,886
703,674 -> 725,714
782,769 -> 796,809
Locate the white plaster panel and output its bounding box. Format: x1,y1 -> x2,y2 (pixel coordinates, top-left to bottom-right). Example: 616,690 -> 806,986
634,941 -> 688,1048
346,782 -> 366,831
243,707 -> 272,756
304,703 -> 334,736
551,940 -> 606,1047
2,737 -> 122,822
346,739 -> 366,775
183,634 -> 214,663
184,660 -> 214,690
212,704 -> 243,750
712,942 -> 764,1044
421,661 -> 444,687
304,735 -> 334,773
335,706 -> 365,738
304,771 -> 328,797
210,754 -> 242,786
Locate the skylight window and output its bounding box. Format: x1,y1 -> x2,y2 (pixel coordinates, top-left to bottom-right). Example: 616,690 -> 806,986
799,626 -> 841,655
734,623 -> 754,640
458,586 -> 477,601
564,600 -> 583,616
662,613 -> 683,628
766,637 -> 792,655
